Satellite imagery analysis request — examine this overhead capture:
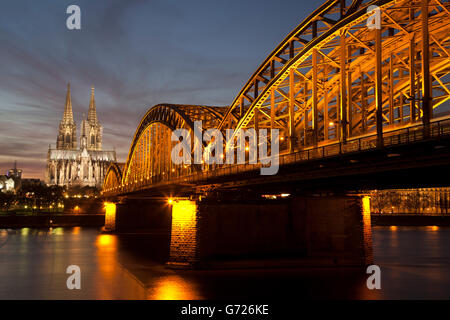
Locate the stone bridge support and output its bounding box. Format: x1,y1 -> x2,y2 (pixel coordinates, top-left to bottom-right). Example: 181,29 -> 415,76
104,198 -> 172,232
167,195 -> 373,269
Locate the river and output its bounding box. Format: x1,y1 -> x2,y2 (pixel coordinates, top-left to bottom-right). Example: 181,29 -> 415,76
1,226 -> 450,299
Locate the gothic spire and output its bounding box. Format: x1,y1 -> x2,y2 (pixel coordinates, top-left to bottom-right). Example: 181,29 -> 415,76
87,85 -> 98,124
62,82 -> 74,124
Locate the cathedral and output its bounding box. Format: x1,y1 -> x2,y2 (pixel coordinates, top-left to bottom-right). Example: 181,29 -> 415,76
46,84 -> 116,188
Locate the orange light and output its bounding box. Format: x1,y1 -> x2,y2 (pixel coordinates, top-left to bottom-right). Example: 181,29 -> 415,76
280,136 -> 284,141
245,146 -> 249,151
104,202 -> 117,231
96,234 -> 115,248
329,121 -> 335,126
390,226 -> 397,231
149,275 -> 199,300
168,198 -> 174,205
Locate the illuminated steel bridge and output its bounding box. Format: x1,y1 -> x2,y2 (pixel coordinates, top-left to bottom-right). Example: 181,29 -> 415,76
103,0 -> 450,197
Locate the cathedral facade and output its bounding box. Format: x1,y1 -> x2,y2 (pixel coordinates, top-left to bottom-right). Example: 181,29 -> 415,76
46,84 -> 116,188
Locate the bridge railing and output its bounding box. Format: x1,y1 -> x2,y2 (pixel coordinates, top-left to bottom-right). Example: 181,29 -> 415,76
110,117 -> 450,194
278,118 -> 450,165
190,118 -> 450,183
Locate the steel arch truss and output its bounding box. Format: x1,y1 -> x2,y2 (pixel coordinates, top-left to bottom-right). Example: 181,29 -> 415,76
219,0 -> 450,153
121,104 -> 225,188
103,162 -> 124,194
103,0 -> 450,195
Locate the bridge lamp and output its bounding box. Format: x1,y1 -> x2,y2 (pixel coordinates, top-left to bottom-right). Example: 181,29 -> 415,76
168,198 -> 174,205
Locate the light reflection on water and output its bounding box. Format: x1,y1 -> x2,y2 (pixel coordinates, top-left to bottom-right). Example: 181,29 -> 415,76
0,226 -> 449,299
148,275 -> 202,300
373,226 -> 450,299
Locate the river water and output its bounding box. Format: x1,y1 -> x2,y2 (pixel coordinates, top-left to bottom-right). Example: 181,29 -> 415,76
0,226 -> 449,299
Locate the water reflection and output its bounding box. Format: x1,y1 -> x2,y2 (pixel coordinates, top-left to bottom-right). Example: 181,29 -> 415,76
96,234 -> 116,249
0,226 -> 450,299
373,226 -> 450,299
149,275 -> 201,300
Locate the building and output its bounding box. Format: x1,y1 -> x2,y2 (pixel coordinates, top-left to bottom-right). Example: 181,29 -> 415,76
7,161 -> 22,179
1,161 -> 23,193
370,188 -> 450,214
0,176 -> 15,193
46,83 -> 116,187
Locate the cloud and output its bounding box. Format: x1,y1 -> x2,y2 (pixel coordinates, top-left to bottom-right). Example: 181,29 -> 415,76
0,0 -> 317,179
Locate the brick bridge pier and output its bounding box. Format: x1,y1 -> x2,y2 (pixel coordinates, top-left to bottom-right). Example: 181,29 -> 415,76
104,194 -> 373,269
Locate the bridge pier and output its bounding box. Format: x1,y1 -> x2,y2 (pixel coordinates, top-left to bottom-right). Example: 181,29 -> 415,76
167,195 -> 373,269
104,199 -> 172,232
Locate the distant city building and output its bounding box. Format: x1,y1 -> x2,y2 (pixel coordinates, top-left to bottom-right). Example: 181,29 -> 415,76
7,161 -> 22,179
1,161 -> 23,193
0,175 -> 15,192
46,84 -> 116,187
371,188 -> 450,214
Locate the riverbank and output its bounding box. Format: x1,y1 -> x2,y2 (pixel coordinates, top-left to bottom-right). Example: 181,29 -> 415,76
371,214 -> 450,226
0,213 -> 105,228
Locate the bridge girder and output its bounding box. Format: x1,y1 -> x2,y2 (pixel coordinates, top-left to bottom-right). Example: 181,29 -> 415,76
103,162 -> 124,194
218,0 -> 450,152
103,0 -> 450,196
118,104 -> 225,191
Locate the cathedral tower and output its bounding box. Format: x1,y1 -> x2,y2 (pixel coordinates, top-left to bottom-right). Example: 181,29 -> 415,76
56,83 -> 77,150
80,86 -> 103,150
47,83 -> 116,187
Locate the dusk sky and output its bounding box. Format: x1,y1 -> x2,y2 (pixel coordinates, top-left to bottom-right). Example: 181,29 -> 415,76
0,0 -> 317,179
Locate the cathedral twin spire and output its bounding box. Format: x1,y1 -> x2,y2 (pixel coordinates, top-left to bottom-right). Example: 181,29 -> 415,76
62,83 -> 74,124
56,83 -> 102,150
87,86 -> 98,124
